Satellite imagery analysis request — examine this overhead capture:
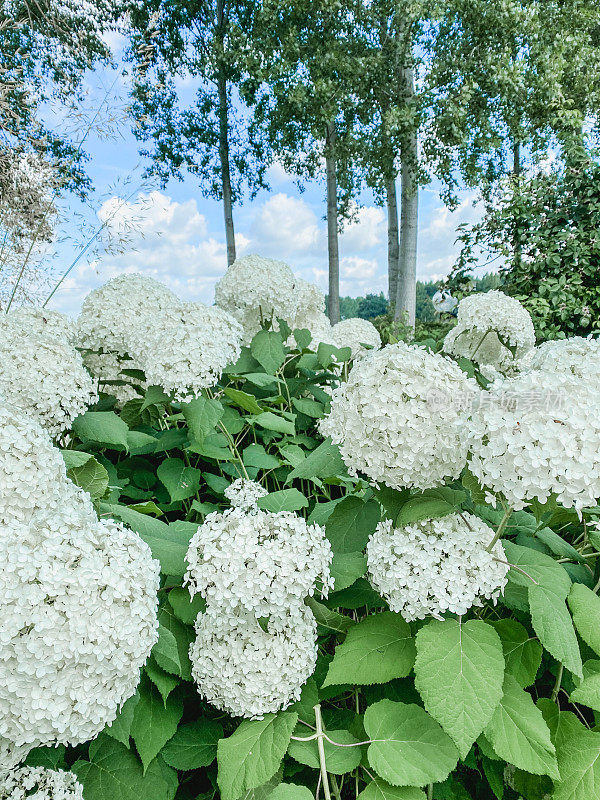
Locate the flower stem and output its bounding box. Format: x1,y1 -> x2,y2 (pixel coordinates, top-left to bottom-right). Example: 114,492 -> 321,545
487,505 -> 512,552
551,663 -> 564,703
314,704 -> 331,800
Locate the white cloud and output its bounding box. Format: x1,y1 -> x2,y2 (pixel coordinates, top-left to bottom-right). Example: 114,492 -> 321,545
249,193 -> 322,256
99,191 -> 208,244
341,256 -> 378,279
340,205 -> 385,251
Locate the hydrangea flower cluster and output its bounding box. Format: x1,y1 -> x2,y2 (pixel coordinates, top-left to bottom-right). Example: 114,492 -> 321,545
80,350 -> 143,407
320,342 -> 478,490
0,333 -> 97,438
0,399 -> 159,755
190,606 -> 318,719
3,308 -> 76,344
0,508 -> 160,750
332,317 -> 381,359
443,290 -> 535,374
215,255 -> 300,340
185,505 -> 333,617
0,403 -> 76,525
224,477 -> 268,511
468,370 -> 600,512
134,302 -> 243,402
367,513 -> 509,621
521,335 -> 600,391
185,479 -> 330,717
293,278 -> 326,328
0,739 -> 29,774
0,767 -> 84,800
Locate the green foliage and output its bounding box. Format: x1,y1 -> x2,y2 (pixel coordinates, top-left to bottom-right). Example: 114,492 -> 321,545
63,324 -> 600,800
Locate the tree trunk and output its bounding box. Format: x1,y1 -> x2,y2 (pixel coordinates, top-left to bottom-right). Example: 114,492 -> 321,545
216,0 -> 236,266
512,139 -> 521,272
326,120 -> 340,325
395,66 -> 418,328
387,177 -> 400,312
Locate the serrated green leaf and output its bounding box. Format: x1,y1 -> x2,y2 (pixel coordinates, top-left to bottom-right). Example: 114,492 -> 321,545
24,745 -> 67,770
253,412 -> 295,435
326,497 -> 380,554
182,397 -> 224,445
72,411 -> 130,449
324,612 -> 415,688
285,438 -> 347,484
168,587 -> 206,625
72,735 -> 177,800
568,582 -> 600,656
570,659 -> 600,711
292,398 -> 323,418
217,712 -> 298,800
157,458 -> 202,502
157,606 -> 193,680
106,693 -> 140,747
330,552 -> 367,591
65,453 -> 109,499
491,619 -> 542,688
553,711 -> 600,800
414,619 -> 505,759
243,444 -> 280,469
257,489 -> 309,512
224,387 -> 264,414
364,700 -> 459,787
305,597 -> 353,634
483,676 -> 558,780
160,718 -> 223,770
130,681 -> 183,773
288,729 -> 362,775
268,784 -> 314,800
152,624 -> 182,676
357,779 -> 425,800
251,329 -> 286,374
145,657 -> 179,705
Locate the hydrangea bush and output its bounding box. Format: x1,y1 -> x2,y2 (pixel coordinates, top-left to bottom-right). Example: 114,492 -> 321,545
2,269 -> 600,800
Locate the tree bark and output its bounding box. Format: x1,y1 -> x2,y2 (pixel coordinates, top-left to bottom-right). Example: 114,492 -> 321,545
395,66 -> 418,328
326,120 -> 340,325
512,139 -> 521,272
216,0 -> 236,266
386,177 -> 400,311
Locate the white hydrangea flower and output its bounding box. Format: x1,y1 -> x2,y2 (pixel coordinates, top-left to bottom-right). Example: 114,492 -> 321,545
0,334 -> 97,438
77,273 -> 181,363
190,605 -> 317,718
0,739 -> 30,773
332,318 -> 381,359
185,506 -> 333,616
0,767 -> 83,800
293,279 -> 326,325
367,513 -> 509,621
287,311 -> 338,351
520,336 -> 600,391
132,302 -> 243,401
3,308 -> 76,344
320,342 -> 478,490
81,350 -> 144,407
214,254 -> 299,340
443,290 -> 535,374
0,511 -> 160,750
224,479 -> 268,511
0,402 -> 73,525
468,370 -> 600,512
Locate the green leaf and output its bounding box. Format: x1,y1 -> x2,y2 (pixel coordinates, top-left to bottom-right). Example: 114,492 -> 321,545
168,587 -> 205,625
570,659 -> 600,711
364,700 -> 459,787
483,676 -> 558,780
253,412 -> 295,435
25,745 -> 67,770
257,489 -> 309,512
395,497 -> 454,527
491,619 -> 542,688
157,458 -> 202,502
182,397 -> 224,445
251,330 -> 286,374
157,605 -> 193,681
224,387 -> 264,414
330,552 -> 367,592
568,582 -> 600,656
106,693 -> 140,747
553,712 -> 600,800
285,438 -> 347,484
217,712 -> 298,800
72,411 -> 129,449
292,398 -> 324,418
141,385 -> 170,411
160,718 -> 223,770
268,785 -> 314,800
72,735 -> 177,800
152,624 -> 182,676
145,657 -> 179,705
288,729 -> 362,775
358,779 -> 426,800
64,452 -> 109,499
324,612 -> 415,687
130,681 -> 183,773
414,619 -> 505,759
326,497 -> 380,554
99,503 -> 189,576
305,597 -> 353,634
243,444 -> 280,469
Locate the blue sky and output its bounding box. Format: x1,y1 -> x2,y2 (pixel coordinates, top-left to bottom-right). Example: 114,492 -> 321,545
49,36 -> 484,315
